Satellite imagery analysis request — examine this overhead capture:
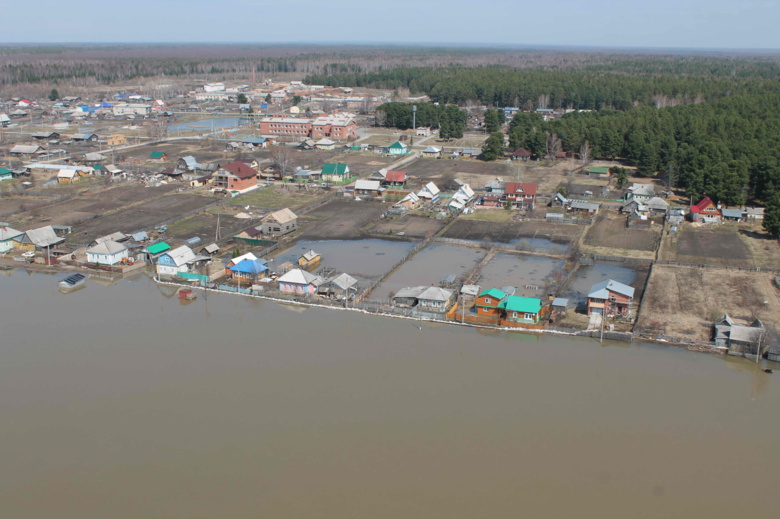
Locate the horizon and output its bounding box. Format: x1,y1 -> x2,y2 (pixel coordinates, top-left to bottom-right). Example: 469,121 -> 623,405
2,0 -> 778,51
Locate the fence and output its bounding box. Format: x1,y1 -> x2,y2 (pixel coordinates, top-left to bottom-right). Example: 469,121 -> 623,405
522,217 -> 593,225
586,254 -> 654,266
654,260 -> 780,274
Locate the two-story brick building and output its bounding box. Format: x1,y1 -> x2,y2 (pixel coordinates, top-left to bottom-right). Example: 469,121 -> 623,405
258,114 -> 357,140
212,161 -> 258,193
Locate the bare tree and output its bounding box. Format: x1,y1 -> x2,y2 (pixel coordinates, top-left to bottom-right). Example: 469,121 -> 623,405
546,131 -> 562,163
270,145 -> 293,178
374,109 -> 387,128
579,140 -> 591,166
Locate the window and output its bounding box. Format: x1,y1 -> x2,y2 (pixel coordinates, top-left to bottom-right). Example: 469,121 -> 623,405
524,313 -> 535,320
485,297 -> 491,304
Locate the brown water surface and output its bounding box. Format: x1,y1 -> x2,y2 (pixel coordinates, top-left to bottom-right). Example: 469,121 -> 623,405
1,270 -> 778,518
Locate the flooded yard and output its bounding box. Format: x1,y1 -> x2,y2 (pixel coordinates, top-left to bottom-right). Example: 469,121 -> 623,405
511,237 -> 569,255
271,239 -> 416,279
560,263 -> 638,307
476,253 -> 565,299
371,244 -> 486,299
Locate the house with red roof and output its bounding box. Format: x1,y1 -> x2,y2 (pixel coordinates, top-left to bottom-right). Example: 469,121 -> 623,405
502,182 -> 538,210
382,170 -> 407,187
689,196 -> 721,223
508,148 -> 532,161
212,161 -> 258,192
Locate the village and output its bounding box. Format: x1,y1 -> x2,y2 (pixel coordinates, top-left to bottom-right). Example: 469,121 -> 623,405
2,79 -> 780,362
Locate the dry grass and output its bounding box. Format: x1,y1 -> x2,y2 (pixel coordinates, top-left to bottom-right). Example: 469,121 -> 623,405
637,265 -> 780,342
460,209 -> 516,222
582,211 -> 662,257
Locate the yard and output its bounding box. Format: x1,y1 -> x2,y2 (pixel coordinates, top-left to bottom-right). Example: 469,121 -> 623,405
443,218 -> 583,252
366,213 -> 448,239
296,198 -> 389,240
583,211 -> 662,259
658,222 -> 779,268
402,157 -> 512,189
637,265 -> 780,343
227,183 -> 324,210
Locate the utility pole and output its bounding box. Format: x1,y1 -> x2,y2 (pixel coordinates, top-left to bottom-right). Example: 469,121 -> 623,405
412,105 -> 416,134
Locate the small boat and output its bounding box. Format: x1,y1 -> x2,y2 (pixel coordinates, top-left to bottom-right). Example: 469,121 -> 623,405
178,288 -> 197,301
59,273 -> 86,290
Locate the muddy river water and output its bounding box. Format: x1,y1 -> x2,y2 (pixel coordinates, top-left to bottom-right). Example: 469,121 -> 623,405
1,269 -> 779,518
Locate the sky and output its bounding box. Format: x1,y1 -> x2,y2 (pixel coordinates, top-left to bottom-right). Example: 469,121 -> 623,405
2,0 -> 779,50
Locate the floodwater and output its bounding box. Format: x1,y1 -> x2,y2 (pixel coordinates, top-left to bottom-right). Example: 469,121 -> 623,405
2,270 -> 780,519
477,252 -> 565,298
372,244 -> 486,299
272,239 -> 416,279
511,236 -> 570,255
562,262 -> 639,306
167,117 -> 251,133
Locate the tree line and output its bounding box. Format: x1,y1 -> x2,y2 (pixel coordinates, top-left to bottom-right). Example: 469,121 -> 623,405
375,102 -> 467,139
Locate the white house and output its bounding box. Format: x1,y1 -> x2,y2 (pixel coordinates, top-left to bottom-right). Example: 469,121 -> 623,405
156,245 -> 196,277
86,240 -> 129,265
0,226 -> 24,253
417,182 -> 440,201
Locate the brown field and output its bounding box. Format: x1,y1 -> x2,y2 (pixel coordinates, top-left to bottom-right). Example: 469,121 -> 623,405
583,211 -> 662,257
297,198 -> 388,240
659,222 -> 779,269
0,195 -> 52,216
637,265 -> 780,343
164,210 -> 247,244
365,213 -> 447,239
442,218 -> 583,248
402,157 -> 511,189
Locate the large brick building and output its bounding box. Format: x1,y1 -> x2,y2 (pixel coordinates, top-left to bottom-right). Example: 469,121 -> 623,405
259,114 -> 357,140
212,161 -> 258,192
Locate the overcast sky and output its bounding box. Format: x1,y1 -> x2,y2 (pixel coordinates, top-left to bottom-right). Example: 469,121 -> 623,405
2,0 -> 778,50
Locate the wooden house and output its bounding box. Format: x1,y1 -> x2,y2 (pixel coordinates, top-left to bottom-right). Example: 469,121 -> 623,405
0,226 -> 24,253
156,245 -> 197,277
422,146 -> 442,158
150,151 -> 168,162
354,179 -> 382,197
228,258 -> 269,283
499,296 -> 543,324
382,170 -> 407,187
261,208 -> 298,236
713,314 -> 764,354
298,250 -> 321,270
502,182 -> 537,210
393,192 -> 420,211
106,134 -> 128,146
320,163 -> 350,183
318,273 -> 359,299
86,240 -> 129,266
475,288 -> 507,316
689,197 -> 721,223
587,279 -> 634,317
508,148 -> 532,161
388,141 -> 408,156
277,268 -> 324,295
416,286 -> 454,312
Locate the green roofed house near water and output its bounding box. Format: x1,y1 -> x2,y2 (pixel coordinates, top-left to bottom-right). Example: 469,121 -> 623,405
498,296 -> 543,324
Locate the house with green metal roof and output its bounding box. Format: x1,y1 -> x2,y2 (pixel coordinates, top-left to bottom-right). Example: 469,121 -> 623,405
475,288 -> 507,316
498,296 -> 543,324
388,141 -> 408,155
320,163 -> 350,182
0,167 -> 13,182
146,241 -> 171,257
150,151 -> 168,162
588,166 -> 610,176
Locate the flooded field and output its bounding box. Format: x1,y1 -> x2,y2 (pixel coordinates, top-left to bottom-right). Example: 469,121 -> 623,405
371,244 -> 486,299
476,252 -> 565,298
511,236 -> 570,255
167,116 -> 251,133
271,238 -> 416,279
1,270 -> 779,519
561,262 -> 639,306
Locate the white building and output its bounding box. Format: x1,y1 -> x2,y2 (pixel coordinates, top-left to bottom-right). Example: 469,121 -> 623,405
86,240 -> 129,265
156,245 -> 196,277
112,104 -> 152,117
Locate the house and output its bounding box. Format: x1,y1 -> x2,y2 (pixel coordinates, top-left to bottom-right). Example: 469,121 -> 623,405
502,182 -> 537,210
228,258 -> 269,283
261,208 -> 298,235
417,182 -> 440,202
388,141 -> 408,155
393,286 -> 426,307
645,197 -> 669,215
71,133 -> 98,143
508,148 -> 532,161
621,199 -> 646,215
314,138 -> 336,150
150,151 -> 168,162
31,131 -> 60,140
626,183 -> 655,202
588,166 -> 611,176
383,170 -> 407,187
16,225 -> 65,251
156,245 -> 197,277
475,288 -> 507,316
689,197 -> 721,223
499,296 -> 543,324
106,134 -> 128,146
145,241 -> 171,261
0,113 -> 10,127
298,250 -> 321,270
82,152 -> 107,164
93,231 -> 128,245
550,192 -> 568,207
551,298 -> 569,317
9,144 -> 42,156
569,200 -> 600,214
449,183 -> 475,212
201,243 -> 219,256
112,104 -> 152,117
422,146 -> 442,158
298,139 -> 316,150
320,163 -> 350,182
744,207 -> 764,221
212,161 -> 258,192
277,268 -> 324,295
721,208 -> 743,222
56,169 -> 79,183
318,273 -> 359,298
0,226 -> 24,253
177,156 -> 202,171
416,127 -> 431,137
713,314 -> 765,354
668,208 -> 686,225
354,179 -> 382,197
104,164 -> 124,176
86,240 -> 129,265
416,286 -> 454,312
587,279 -> 635,317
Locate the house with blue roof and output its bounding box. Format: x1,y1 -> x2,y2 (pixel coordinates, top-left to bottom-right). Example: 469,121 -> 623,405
228,258 -> 269,283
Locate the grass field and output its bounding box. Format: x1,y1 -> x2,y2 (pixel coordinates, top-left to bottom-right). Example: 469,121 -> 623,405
227,184 -> 324,210
658,222 -> 779,268
583,211 -> 662,258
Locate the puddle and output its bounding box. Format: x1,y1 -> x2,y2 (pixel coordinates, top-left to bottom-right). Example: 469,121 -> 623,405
270,239 -> 416,279
477,253 -> 565,299
561,263 -> 638,306
372,244 -> 486,299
